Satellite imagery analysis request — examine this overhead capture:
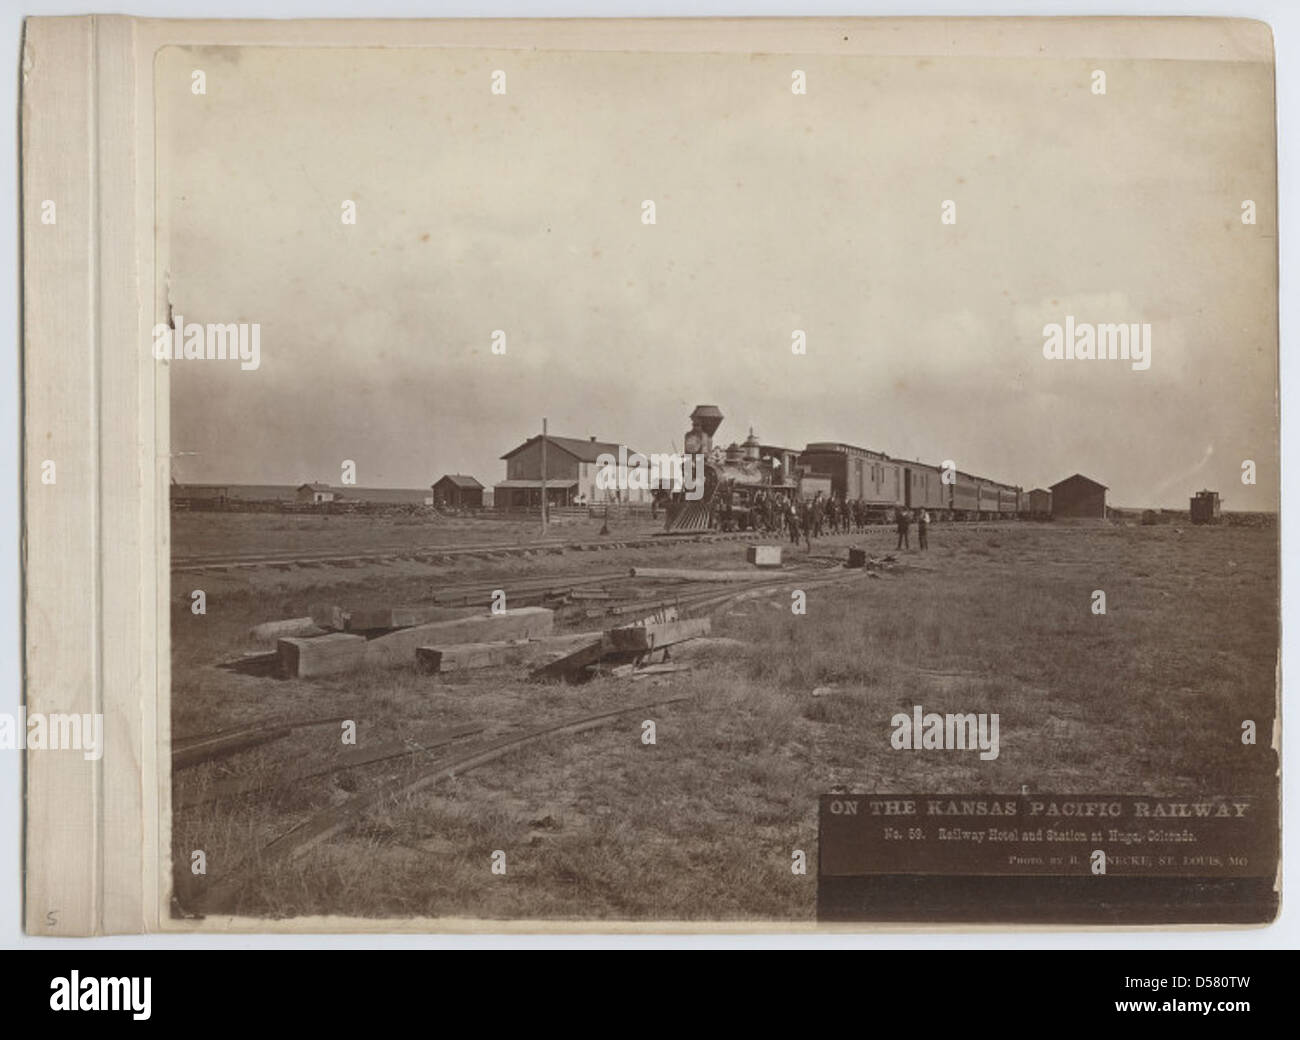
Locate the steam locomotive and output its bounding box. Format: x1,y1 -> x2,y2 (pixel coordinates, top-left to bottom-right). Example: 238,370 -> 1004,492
662,405 -> 1023,533
662,406 -> 796,533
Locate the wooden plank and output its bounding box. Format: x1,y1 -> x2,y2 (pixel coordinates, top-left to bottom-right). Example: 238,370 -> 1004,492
277,632 -> 367,678
530,637 -> 609,681
607,617 -> 712,652
416,631 -> 608,674
285,609 -> 556,677
249,616 -> 325,641
629,566 -> 774,582
363,607 -> 554,670
416,642 -> 512,673
628,605 -> 679,625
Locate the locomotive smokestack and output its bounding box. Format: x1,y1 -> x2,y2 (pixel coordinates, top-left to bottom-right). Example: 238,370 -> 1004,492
689,404 -> 724,438
686,404 -> 724,455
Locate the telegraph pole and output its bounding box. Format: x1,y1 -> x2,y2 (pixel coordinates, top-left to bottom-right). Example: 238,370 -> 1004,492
540,417 -> 548,534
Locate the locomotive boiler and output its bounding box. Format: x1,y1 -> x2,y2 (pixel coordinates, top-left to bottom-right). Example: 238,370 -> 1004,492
663,405 -> 793,533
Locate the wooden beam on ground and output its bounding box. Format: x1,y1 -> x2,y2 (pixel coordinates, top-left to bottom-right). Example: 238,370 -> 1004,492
606,617 -> 711,652
249,617 -> 325,641
629,566 -> 777,582
529,636 -> 609,681
363,607 -> 555,670
280,608 -> 556,678
277,632 -> 368,678
416,642 -> 513,673
416,631 -> 608,674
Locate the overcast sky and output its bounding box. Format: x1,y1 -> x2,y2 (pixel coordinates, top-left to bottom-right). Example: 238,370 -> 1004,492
159,45 -> 1277,509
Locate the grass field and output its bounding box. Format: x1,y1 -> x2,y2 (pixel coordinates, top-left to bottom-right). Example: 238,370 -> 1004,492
170,509 -> 660,559
169,517 -> 1278,921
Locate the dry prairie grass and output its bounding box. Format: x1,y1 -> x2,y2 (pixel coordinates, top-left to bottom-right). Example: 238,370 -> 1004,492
171,521 -> 1277,922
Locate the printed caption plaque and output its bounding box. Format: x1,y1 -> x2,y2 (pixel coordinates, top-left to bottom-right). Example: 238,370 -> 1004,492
818,794 -> 1278,924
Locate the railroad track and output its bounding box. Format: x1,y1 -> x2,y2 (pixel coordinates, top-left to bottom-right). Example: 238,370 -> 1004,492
172,519 -> 1031,573
178,559 -> 892,912
170,529 -> 760,573
188,694 -> 694,914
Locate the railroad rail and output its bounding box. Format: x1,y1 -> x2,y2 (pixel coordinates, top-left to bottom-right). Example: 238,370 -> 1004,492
191,694 -> 693,914
170,530 -> 759,572
172,520 -> 1029,574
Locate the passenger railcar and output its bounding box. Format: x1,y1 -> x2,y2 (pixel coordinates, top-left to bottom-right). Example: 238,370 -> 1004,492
801,442 -> 900,516
947,470 -> 981,519
888,457 -> 947,515
995,483 -> 1023,516
977,481 -> 1000,519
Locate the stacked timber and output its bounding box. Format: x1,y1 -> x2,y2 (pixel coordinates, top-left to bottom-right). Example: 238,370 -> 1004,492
278,607 -> 555,678
267,599 -> 716,683
529,610 -> 711,683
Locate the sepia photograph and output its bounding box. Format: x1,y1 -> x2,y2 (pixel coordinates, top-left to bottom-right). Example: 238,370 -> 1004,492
150,29 -> 1279,926
13,15 -> 1300,1009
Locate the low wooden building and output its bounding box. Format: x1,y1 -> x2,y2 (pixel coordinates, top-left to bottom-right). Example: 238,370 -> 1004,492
493,478 -> 580,509
432,474 -> 485,509
1027,488 -> 1052,518
296,482 -> 336,504
1049,473 -> 1107,519
1190,489 -> 1222,524
170,483 -> 229,510
496,433 -> 649,508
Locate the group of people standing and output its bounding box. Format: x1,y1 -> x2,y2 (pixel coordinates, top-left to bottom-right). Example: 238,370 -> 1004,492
724,488 -> 932,552
748,488 -> 930,551
894,507 -> 930,551
773,490 -> 877,549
